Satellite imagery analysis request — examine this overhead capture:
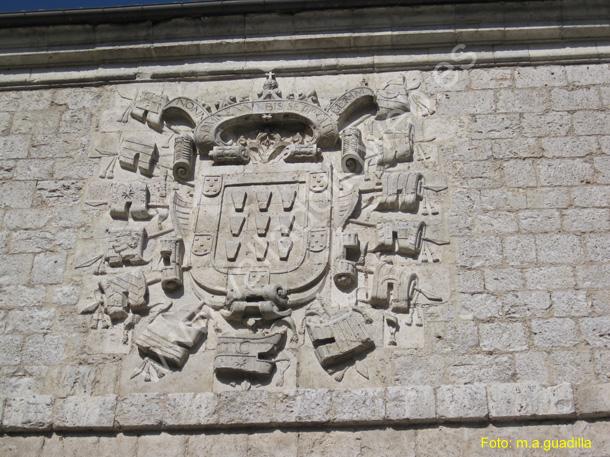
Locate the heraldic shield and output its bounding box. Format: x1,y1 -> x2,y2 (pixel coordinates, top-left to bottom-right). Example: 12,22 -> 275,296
190,167 -> 332,306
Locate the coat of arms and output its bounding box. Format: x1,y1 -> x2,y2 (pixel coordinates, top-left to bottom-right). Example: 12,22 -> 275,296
77,72 -> 447,386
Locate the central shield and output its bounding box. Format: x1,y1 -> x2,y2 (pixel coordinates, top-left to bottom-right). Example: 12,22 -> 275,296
189,166 -> 332,303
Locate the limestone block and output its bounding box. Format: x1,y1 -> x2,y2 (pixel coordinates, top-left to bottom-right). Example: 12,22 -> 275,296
515,352 -> 550,383
483,268 -> 524,292
479,322 -> 528,352
574,111 -> 610,135
571,186 -> 610,208
496,88 -> 547,113
359,428 -> 416,457
3,395 -> 54,431
522,112 -> 571,137
469,68 -> 513,89
538,159 -> 594,186
471,114 -> 519,139
456,236 -> 502,268
164,393 -> 216,428
115,393 -> 164,430
576,264 -> 610,288
551,87 -> 600,111
136,434 -> 187,457
566,64 -> 610,85
31,252 -> 67,285
503,159 -> 537,187
0,135 -> 29,160
30,133 -> 88,159
11,110 -> 60,135
445,355 -> 513,384
525,187 -> 570,209
580,316 -> 610,348
214,390 -> 296,426
535,234 -> 582,264
524,266 -> 575,290
0,436 -> 44,457
0,181 -> 35,208
564,209 -> 610,233
21,334 -> 65,365
503,235 -> 537,266
488,383 -> 575,420
294,388 -> 331,423
186,433 -> 248,457
548,350 -> 596,384
330,388 -> 385,424
97,434 -> 138,457
297,430 -> 361,457
248,430 -> 299,457
436,384 -> 488,421
59,109 -> 92,134
385,385 -> 435,422
531,318 -> 579,348
53,395 -> 116,431
551,290 -> 590,317
515,66 -> 567,87
0,335 -> 23,365
5,307 -> 55,333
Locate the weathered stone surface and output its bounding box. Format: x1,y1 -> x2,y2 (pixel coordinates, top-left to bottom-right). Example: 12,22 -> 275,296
3,395 -> 54,431
331,388 -> 385,423
479,322 -> 528,352
164,393 -> 216,428
115,393 -> 164,430
31,252 -> 67,284
488,383 -> 575,420
0,335 -> 23,365
436,384 -> 487,421
0,436 -> 44,457
136,434 -> 187,457
531,318 -> 579,348
186,433 -> 248,457
21,334 -> 65,365
515,66 -> 566,87
385,386 -> 435,422
54,395 -> 116,430
580,316 -> 610,348
515,351 -> 550,383
294,388 -> 331,423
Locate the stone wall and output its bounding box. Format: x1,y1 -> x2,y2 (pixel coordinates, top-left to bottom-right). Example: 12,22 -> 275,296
1,62 -> 610,454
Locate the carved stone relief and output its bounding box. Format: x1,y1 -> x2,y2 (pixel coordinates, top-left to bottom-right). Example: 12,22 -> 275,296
77,72 -> 447,388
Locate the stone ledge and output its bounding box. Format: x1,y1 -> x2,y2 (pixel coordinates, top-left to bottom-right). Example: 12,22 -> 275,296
0,0 -> 609,88
0,383 -> 607,432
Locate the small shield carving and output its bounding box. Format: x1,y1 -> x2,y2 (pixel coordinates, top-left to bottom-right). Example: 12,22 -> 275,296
278,238 -> 293,260
192,233 -> 213,256
308,229 -> 328,252
203,176 -> 222,197
309,172 -> 328,193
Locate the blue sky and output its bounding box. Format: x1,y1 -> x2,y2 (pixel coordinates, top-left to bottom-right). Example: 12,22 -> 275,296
0,0 -> 192,13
